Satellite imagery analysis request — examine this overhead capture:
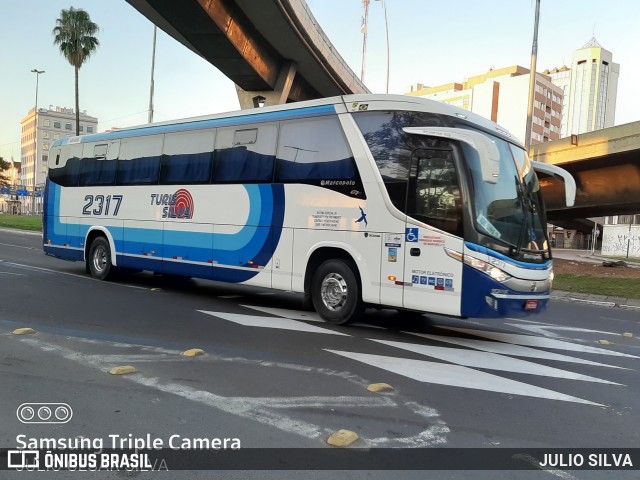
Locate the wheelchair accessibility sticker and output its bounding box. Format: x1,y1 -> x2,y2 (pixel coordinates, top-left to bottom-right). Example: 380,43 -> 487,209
406,228 -> 419,243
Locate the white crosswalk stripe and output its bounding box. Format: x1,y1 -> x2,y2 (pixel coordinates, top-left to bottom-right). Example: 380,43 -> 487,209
507,324 -> 623,338
198,310 -> 349,336
241,305 -> 324,322
438,327 -> 640,358
326,350 -> 603,406
371,339 -> 622,385
242,305 -> 387,329
407,332 -> 628,369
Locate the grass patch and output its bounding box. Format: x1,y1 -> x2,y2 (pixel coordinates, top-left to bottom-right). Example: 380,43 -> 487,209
554,275 -> 640,299
0,214 -> 43,231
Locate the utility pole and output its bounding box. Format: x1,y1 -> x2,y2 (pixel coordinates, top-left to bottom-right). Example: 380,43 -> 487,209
525,0 -> 541,151
378,0 -> 390,93
31,68 -> 45,215
148,26 -> 157,123
360,0 -> 370,83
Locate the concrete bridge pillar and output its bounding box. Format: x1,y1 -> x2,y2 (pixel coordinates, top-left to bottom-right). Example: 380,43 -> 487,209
236,61 -> 297,109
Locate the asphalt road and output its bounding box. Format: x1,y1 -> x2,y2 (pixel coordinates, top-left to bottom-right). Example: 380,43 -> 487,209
1,227 -> 639,479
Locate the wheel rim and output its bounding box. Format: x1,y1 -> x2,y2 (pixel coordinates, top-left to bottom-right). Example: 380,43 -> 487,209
320,273 -> 348,311
93,245 -> 107,273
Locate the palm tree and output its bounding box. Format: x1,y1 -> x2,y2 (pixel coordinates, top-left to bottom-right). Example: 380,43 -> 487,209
52,7 -> 99,135
0,157 -> 11,187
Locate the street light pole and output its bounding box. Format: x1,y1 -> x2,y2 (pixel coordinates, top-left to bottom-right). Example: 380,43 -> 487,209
31,68 -> 45,215
360,0 -> 370,83
376,0 -> 390,93
524,0 -> 540,151
148,26 -> 157,123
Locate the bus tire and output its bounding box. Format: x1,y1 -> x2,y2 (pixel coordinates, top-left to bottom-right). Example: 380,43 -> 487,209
311,259 -> 363,325
88,237 -> 114,280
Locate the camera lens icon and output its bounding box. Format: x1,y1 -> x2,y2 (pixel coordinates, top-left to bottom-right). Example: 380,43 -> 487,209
55,405 -> 71,421
17,403 -> 72,424
19,406 -> 35,421
37,406 -> 52,421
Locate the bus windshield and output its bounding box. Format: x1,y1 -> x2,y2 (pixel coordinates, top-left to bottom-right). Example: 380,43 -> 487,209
463,132 -> 548,262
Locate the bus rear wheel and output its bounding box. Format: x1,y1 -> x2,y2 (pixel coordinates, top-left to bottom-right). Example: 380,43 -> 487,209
88,237 -> 114,280
311,259 -> 363,325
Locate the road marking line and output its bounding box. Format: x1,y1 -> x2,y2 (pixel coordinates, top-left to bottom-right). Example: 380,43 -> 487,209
198,310 -> 349,335
241,305 -> 324,322
242,306 -> 387,330
3,261 -> 148,289
230,396 -> 396,409
351,323 -> 386,329
326,350 -> 603,406
219,295 -> 243,299
505,318 -> 554,325
372,340 -> 622,385
439,327 -> 640,359
0,271 -> 25,276
507,324 -> 562,338
407,333 -> 627,369
508,324 -> 622,337
0,241 -> 40,250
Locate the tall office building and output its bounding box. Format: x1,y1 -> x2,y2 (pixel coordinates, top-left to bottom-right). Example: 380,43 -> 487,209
20,106 -> 98,189
406,66 -> 563,146
544,66 -> 571,137
545,37 -> 619,137
20,105 -> 98,189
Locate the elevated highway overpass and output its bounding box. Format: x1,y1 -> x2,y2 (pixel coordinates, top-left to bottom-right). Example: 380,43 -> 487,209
126,0 -> 369,108
531,121 -> 640,232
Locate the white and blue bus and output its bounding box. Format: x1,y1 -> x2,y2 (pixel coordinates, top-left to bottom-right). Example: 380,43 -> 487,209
44,94 -> 575,324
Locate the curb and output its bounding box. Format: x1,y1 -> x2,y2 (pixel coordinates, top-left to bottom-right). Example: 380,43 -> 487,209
551,295 -> 640,310
0,227 -> 42,236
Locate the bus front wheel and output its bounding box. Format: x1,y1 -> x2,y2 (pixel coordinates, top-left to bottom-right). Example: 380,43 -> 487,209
311,259 -> 363,325
88,237 -> 113,280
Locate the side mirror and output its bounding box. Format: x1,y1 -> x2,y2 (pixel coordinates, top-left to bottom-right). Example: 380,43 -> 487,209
531,161 -> 576,207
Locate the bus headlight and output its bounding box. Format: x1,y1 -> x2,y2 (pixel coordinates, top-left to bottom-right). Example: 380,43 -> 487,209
549,268 -> 554,287
488,266 -> 510,282
444,248 -> 511,282
463,256 -> 511,282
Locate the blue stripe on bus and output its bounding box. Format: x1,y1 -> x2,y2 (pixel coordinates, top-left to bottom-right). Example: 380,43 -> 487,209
464,242 -> 551,270
43,182 -> 286,283
53,105 -> 337,147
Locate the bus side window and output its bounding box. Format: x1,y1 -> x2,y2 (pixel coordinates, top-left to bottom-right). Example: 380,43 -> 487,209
275,116 -> 356,182
48,144 -> 83,187
160,130 -> 215,184
94,144 -> 108,159
79,157 -> 117,186
117,136 -> 163,185
212,124 -> 277,183
407,148 -> 463,237
353,111 -> 446,213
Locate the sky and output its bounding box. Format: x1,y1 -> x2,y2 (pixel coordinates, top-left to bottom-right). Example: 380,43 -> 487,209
2,0 -> 640,162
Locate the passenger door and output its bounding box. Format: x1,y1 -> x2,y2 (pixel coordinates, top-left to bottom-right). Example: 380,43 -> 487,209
403,148 -> 464,316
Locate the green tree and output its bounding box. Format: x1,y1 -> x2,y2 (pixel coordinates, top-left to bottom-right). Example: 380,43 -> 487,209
52,7 -> 99,135
0,157 -> 11,186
